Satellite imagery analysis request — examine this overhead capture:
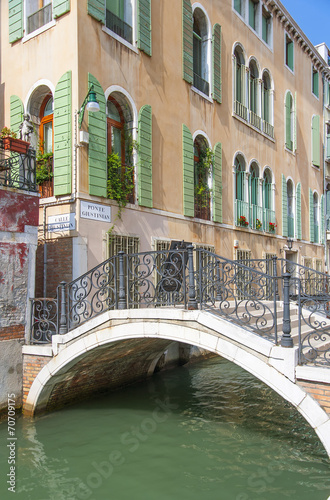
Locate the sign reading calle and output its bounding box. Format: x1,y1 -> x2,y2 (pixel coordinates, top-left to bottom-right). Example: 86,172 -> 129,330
80,201 -> 111,222
47,213 -> 76,233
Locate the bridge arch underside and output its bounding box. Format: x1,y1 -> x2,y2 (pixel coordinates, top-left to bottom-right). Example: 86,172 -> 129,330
26,315 -> 330,457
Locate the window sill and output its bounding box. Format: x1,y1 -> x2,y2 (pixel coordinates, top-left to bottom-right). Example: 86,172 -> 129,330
23,20 -> 56,43
312,92 -> 320,101
191,86 -> 213,104
102,26 -> 139,54
285,64 -> 295,76
284,146 -> 295,156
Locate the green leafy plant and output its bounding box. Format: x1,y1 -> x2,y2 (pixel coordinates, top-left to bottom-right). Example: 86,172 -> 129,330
107,152 -> 134,235
36,145 -> 53,185
0,127 -> 17,139
255,218 -> 262,230
194,147 -> 213,207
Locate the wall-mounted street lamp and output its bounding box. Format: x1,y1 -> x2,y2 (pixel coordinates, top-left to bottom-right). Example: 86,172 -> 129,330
287,237 -> 293,250
77,85 -> 100,129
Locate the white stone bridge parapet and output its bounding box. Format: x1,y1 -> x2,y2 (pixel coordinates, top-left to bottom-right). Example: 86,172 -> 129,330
23,308 -> 330,457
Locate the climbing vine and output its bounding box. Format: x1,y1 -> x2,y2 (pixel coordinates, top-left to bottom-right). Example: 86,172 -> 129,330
195,147 -> 213,207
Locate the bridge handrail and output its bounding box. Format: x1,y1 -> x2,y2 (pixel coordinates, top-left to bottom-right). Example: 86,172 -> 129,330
28,248 -> 330,367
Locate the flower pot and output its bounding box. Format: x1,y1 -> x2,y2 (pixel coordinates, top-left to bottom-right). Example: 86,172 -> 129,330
3,137 -> 30,154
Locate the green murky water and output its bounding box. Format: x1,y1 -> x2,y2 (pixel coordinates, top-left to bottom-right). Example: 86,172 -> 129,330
0,357 -> 329,500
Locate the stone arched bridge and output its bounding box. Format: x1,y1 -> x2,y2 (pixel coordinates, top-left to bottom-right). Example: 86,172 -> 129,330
25,247 -> 330,456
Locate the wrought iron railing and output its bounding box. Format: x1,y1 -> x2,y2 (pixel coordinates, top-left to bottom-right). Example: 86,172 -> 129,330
29,250 -> 330,367
235,199 -> 250,226
27,3 -> 52,34
106,10 -> 133,44
250,204 -> 263,230
193,73 -> 210,96
0,144 -> 37,192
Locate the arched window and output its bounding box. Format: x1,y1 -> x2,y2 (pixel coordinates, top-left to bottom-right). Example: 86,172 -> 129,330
39,94 -> 53,154
235,155 -> 249,226
249,60 -> 260,128
194,135 -> 211,220
249,162 -> 262,229
287,179 -> 294,237
193,8 -> 210,96
263,168 -> 275,232
234,46 -> 247,120
106,94 -> 134,203
262,71 -> 274,138
285,91 -> 294,151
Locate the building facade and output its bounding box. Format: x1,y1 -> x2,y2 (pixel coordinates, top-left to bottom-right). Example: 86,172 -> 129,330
2,0 -> 330,296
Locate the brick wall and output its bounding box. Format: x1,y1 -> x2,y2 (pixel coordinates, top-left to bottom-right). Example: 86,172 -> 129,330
298,380 -> 330,415
22,355 -> 51,407
0,325 -> 25,341
35,237 -> 73,298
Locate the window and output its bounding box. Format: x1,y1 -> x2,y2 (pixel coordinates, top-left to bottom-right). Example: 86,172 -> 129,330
285,34 -> 294,71
105,0 -> 133,44
235,155 -> 249,226
313,192 -> 319,243
262,7 -> 271,44
234,0 -> 242,15
248,60 -> 260,129
39,94 -> 53,154
192,8 -> 210,96
326,123 -> 330,162
194,136 -> 211,220
312,115 -> 320,167
234,46 -> 247,120
249,162 -> 262,230
261,71 -> 274,138
285,91 -> 294,151
312,66 -> 319,98
248,0 -> 258,31
287,179 -> 294,237
107,94 -> 135,203
26,0 -> 52,35
263,169 -> 275,232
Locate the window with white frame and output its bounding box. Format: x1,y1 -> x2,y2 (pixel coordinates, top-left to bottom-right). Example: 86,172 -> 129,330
235,155 -> 249,226
192,7 -> 211,97
287,179 -> 295,238
105,0 -> 133,44
285,91 -> 294,151
233,0 -> 272,47
312,66 -> 319,98
248,59 -> 260,129
285,34 -> 294,71
249,162 -> 262,230
26,0 -> 52,35
261,70 -> 274,138
233,45 -> 247,120
263,168 -> 275,233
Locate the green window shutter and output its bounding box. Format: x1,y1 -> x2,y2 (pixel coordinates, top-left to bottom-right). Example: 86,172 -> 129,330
282,174 -> 288,237
293,92 -> 297,151
296,182 -> 302,240
10,95 -> 23,134
87,0 -> 105,23
309,188 -> 314,243
54,71 -> 72,196
320,194 -> 325,244
213,142 -> 222,223
137,0 -> 151,56
88,73 -> 107,197
285,92 -> 292,150
313,70 -> 319,98
212,24 -> 221,104
312,115 -> 320,167
182,0 -> 193,84
138,105 -> 153,208
53,0 -> 70,18
327,128 -> 330,160
9,0 -> 23,43
182,124 -> 194,217
286,39 -> 293,70
249,0 -> 255,30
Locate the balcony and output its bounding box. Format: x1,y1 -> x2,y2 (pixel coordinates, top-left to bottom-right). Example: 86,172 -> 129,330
106,10 -> 133,44
0,140 -> 37,193
27,3 -> 52,35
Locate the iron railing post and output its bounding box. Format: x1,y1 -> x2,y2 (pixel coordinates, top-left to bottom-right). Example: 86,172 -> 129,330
58,281 -> 68,335
281,273 -> 293,347
118,251 -> 127,310
272,255 -> 279,300
187,245 -> 197,310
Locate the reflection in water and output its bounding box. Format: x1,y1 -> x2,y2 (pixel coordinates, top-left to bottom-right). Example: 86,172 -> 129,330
0,357 -> 329,500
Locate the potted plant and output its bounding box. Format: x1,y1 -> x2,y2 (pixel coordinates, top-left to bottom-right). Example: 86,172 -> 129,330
269,222 -> 277,233
238,215 -> 249,227
0,127 -> 30,154
255,218 -> 262,230
36,147 -> 53,197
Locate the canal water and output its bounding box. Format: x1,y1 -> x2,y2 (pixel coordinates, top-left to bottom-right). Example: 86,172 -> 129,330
0,356 -> 329,500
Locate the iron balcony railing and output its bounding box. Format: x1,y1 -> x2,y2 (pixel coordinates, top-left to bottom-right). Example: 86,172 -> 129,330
0,142 -> 37,192
235,199 -> 250,227
193,73 -> 210,96
234,100 -> 248,121
106,10 -> 133,44
262,119 -> 274,139
250,204 -> 263,230
30,251 -> 330,367
27,3 -> 52,35
249,110 -> 261,130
